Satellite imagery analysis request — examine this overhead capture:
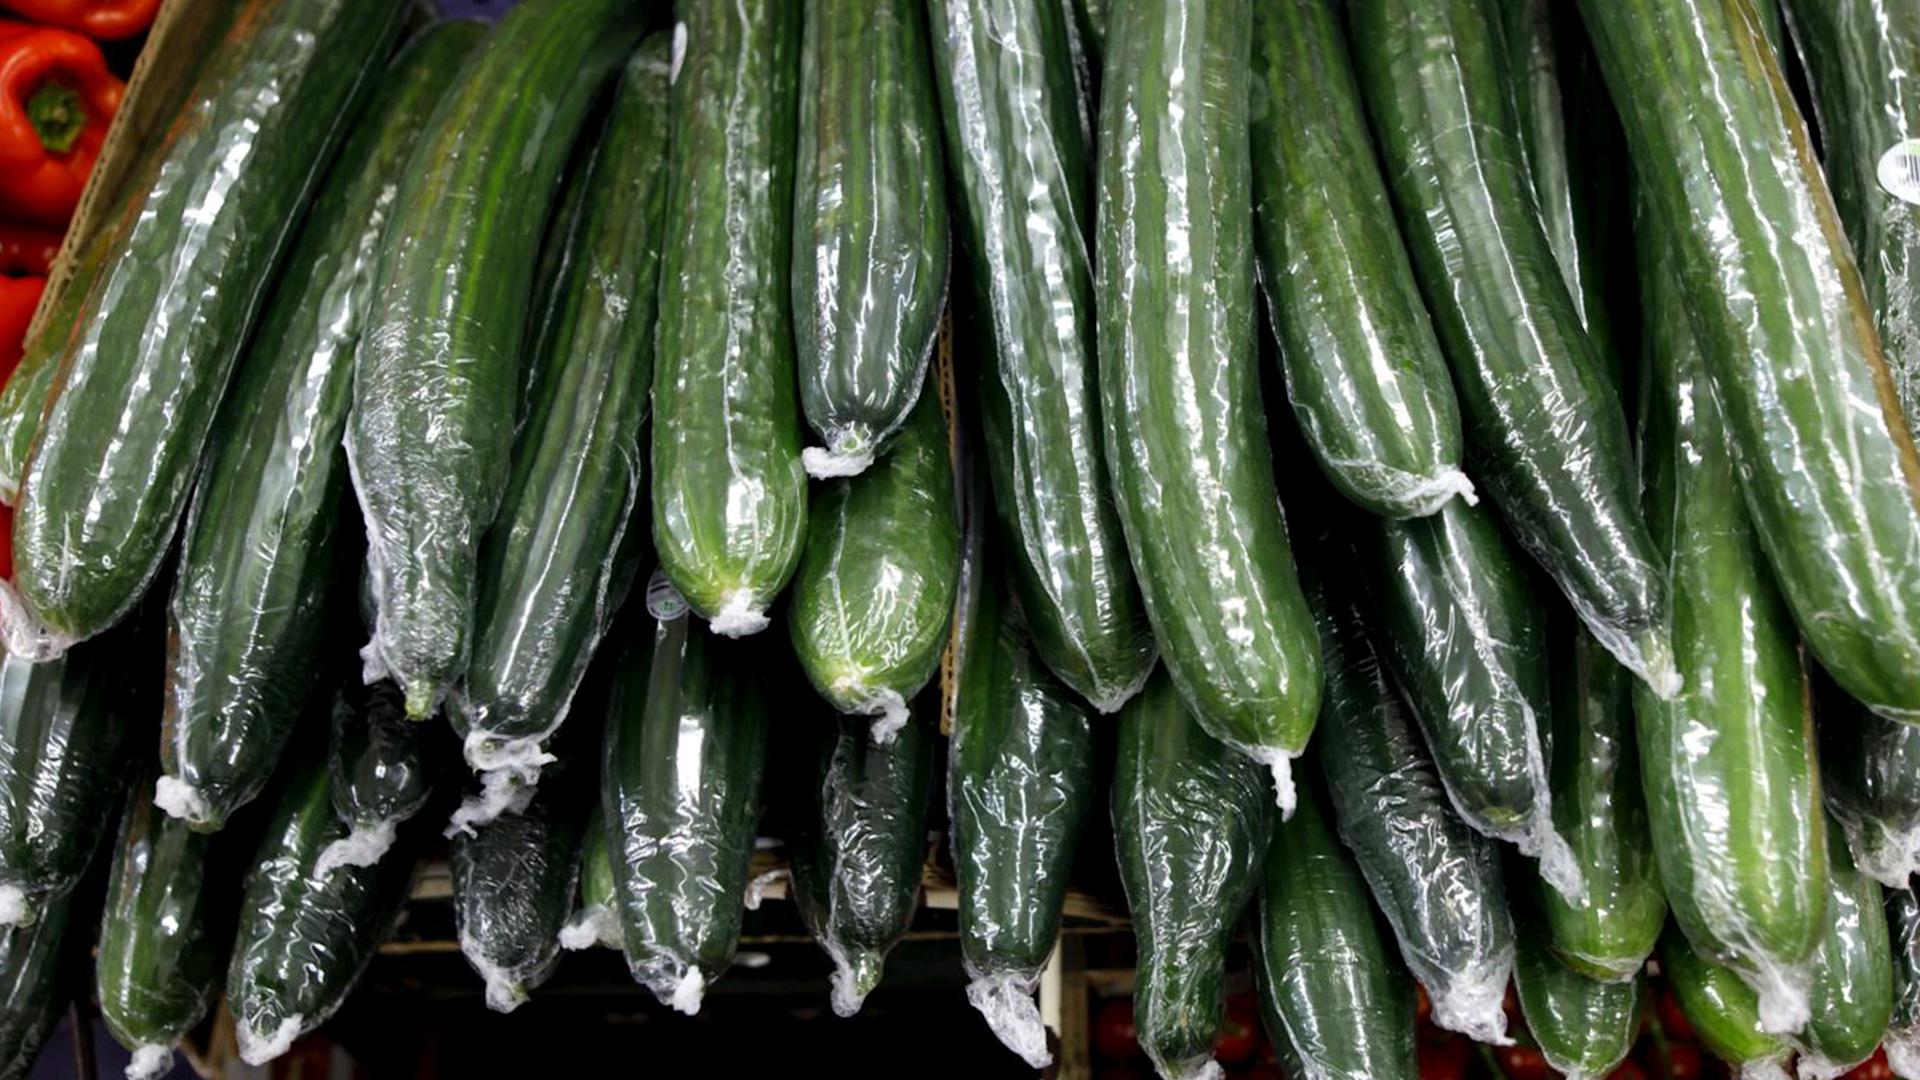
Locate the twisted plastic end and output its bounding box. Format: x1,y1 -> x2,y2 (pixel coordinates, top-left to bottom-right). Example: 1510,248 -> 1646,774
235,1014 -> 304,1066
669,966 -> 706,1015
965,972 -> 1052,1068
315,819 -> 399,878
126,1044 -> 173,1080
152,777 -> 211,827
709,591 -> 769,638
802,444 -> 875,479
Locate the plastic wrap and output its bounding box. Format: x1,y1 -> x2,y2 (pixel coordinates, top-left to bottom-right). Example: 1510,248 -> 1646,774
1113,669 -> 1273,1080
1096,0 -> 1318,813
788,378 -> 958,745
0,888 -> 71,1077
1252,768 -> 1419,1080
1662,925 -> 1793,1078
925,0 -> 1156,713
316,677 -> 436,876
791,0 -> 947,477
1347,0 -> 1675,696
1512,903 -> 1645,1080
559,808 -> 621,951
1822,688 -> 1920,890
1248,0 -> 1471,520
8,0 -> 408,652
604,611 -> 768,1014
649,0 -> 806,636
349,0 -> 646,720
1887,888 -> 1920,1079
1793,817 -> 1895,1079
1582,0 -> 1920,723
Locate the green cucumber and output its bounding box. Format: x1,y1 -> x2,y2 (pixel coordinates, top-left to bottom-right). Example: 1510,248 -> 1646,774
1348,0 -> 1673,694
1823,687 -> 1920,890
1248,0 -> 1471,519
516,126 -> 598,424
788,707 -> 935,1017
650,0 -> 805,636
351,0 -> 646,718
316,676 -> 435,876
1541,626 -> 1665,980
791,0 -> 947,476
457,36 -> 672,786
1070,0 -> 1107,61
157,23 -> 483,832
1580,0 -> 1920,723
1888,887 -> 1920,1078
788,378 -> 958,742
1661,925 -> 1792,1078
1097,0 -> 1320,807
1112,668 -> 1273,1080
1796,816 -> 1896,1078
1513,923 -> 1645,1080
559,807 -> 621,952
1252,768 -> 1419,1080
1637,216 -> 1823,1035
926,0 -> 1155,712
11,0 -> 408,649
0,893 -> 72,1078
604,612 -> 769,1014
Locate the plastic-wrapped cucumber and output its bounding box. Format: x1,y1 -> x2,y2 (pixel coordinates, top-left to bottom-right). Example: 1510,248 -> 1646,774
1795,817 -> 1895,1079
1823,688 -> 1920,890
604,612 -> 769,1014
1889,888 -> 1920,1078
788,379 -> 957,743
1513,910 -> 1645,1080
558,808 -> 620,951
0,892 -> 72,1077
1098,0 -> 1320,811
1248,0 -> 1470,519
315,676 -> 435,876
1252,767 -> 1418,1080
788,707 -> 935,1017
1662,925 -> 1793,1080
1113,669 -> 1272,1080
456,37 -> 672,795
1355,500 -> 1578,897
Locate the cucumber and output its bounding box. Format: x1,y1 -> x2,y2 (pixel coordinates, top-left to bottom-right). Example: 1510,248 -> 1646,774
1512,923 -> 1645,1080
227,751 -> 421,1066
1541,625 -> 1665,980
1637,216 -> 1823,1035
0,893 -> 72,1078
351,0 -> 646,719
1823,686 -> 1920,890
315,676 -> 436,876
1580,0 -> 1920,723
1347,0 -> 1673,694
1070,0 -> 1107,61
157,23 -> 484,833
1889,888 -> 1920,1078
791,0 -> 947,476
1112,668 -> 1273,1080
1248,0 -> 1471,519
1252,767 -> 1419,1080
1661,925 -> 1793,1079
1796,816 -> 1896,1078
10,0 -> 409,650
516,126 -> 599,424
1097,0 -> 1319,808
457,36 -> 672,787
650,0 -> 806,636
925,0 -> 1156,712
559,807 -> 621,951
788,378 -> 958,743
603,612 -> 769,1014
787,706 -> 936,1017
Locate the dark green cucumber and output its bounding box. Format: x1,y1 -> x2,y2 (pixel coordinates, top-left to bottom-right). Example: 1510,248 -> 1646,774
788,707 -> 936,1017
1249,0 -> 1471,519
457,36 -> 672,783
157,23 -> 484,832
1661,925 -> 1792,1076
227,752 -> 420,1066
1356,500 -> 1576,893
791,0 -> 947,475
0,892 -> 71,1078
1070,0 -> 1107,61
516,125 -> 598,424
1348,0 -> 1673,693
316,676 -> 435,875
650,0 -> 805,636
1253,768 -> 1419,1080
788,378 -> 958,741
926,0 -> 1155,712
11,0 -> 408,648
1097,0 -> 1320,806
1888,888 -> 1920,1077
1113,668 -> 1273,1079
351,0 -> 646,718
604,613 -> 769,1013
1541,626 -> 1665,980
1796,816 -> 1895,1077
559,807 -> 620,951
1823,686 -> 1920,890
1581,0 -> 1920,723
1637,219 -> 1823,1034
1513,923 -> 1645,1080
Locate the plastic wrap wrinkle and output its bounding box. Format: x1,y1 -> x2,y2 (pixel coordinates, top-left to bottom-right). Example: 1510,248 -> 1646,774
965,971 -> 1052,1069
0,580 -> 70,663
743,867 -> 787,912
125,1044 -> 173,1080
313,820 -> 397,879
235,1014 -> 303,1067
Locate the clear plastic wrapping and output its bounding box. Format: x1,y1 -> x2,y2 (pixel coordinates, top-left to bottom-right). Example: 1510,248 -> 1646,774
1511,898 -> 1645,1080
558,808 -> 622,952
1822,689 -> 1920,890
1792,816 -> 1895,1079
0,885 -> 71,1076
318,677 -> 437,877
1886,887 -> 1920,1079
1661,925 -> 1793,1078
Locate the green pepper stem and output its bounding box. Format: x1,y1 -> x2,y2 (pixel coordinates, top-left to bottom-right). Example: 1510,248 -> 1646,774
27,82 -> 86,155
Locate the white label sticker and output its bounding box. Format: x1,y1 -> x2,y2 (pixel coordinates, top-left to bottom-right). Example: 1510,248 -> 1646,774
645,569 -> 689,622
1878,139 -> 1920,205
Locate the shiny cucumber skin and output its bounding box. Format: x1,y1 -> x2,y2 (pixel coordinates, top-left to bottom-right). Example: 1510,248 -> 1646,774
1662,925 -> 1792,1073
1797,816 -> 1895,1076
788,381 -> 958,739
1347,0 -> 1672,693
1113,668 -> 1273,1080
1096,0 -> 1320,804
603,614 -> 769,1014
159,24 -> 484,833
1888,888 -> 1920,1077
1825,692 -> 1920,890
1513,925 -> 1645,1080
458,38 -> 673,774
0,891 -> 71,1078
650,0 -> 806,636
351,0 -> 646,718
1253,769 -> 1419,1080
1249,0 -> 1469,519
1579,0 -> 1920,722
925,0 -> 1155,712
12,0 -> 409,647
791,0 -> 948,473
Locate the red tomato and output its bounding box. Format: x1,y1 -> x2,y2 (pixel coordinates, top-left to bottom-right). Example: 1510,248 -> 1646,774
1657,985 -> 1697,1042
1665,1043 -> 1705,1080
1095,999 -> 1140,1062
1419,1035 -> 1474,1080
1606,1059 -> 1650,1080
1216,992 -> 1260,1064
1416,984 -> 1432,1025
1494,1045 -> 1557,1080
1843,1049 -> 1894,1080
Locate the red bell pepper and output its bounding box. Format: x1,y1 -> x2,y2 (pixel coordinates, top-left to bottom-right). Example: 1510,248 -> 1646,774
0,273 -> 44,383
0,220 -> 58,275
0,0 -> 158,41
0,20 -> 122,224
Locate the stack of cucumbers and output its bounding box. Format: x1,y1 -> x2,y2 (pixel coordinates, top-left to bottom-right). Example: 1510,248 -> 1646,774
5,0 -> 1920,1075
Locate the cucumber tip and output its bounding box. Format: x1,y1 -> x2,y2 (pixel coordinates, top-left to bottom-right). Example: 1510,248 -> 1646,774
965,972 -> 1052,1069
126,1044 -> 173,1080
235,1013 -> 304,1066
669,966 -> 706,1015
